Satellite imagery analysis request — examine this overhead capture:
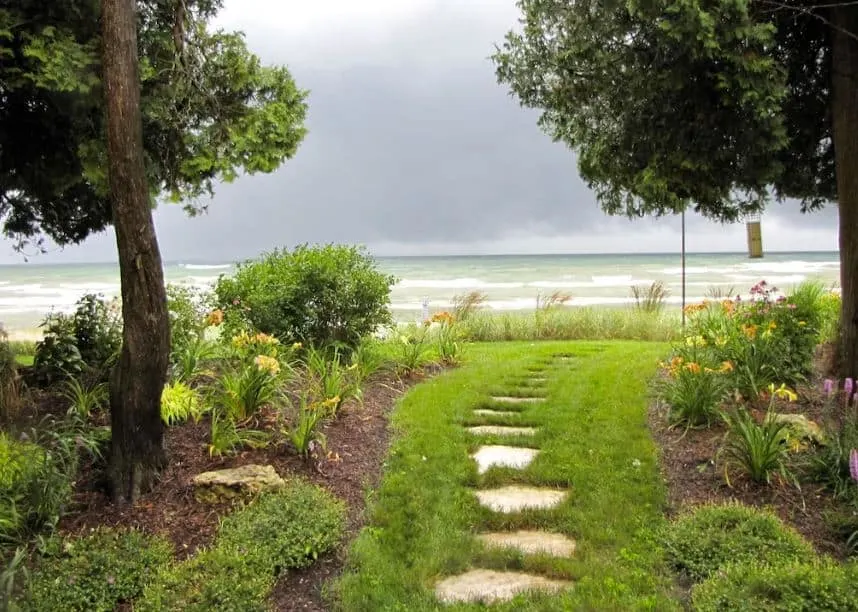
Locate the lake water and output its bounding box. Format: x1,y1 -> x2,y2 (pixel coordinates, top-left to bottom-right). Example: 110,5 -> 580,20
0,251 -> 840,335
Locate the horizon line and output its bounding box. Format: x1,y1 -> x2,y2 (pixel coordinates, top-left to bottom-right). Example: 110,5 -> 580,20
0,248 -> 840,266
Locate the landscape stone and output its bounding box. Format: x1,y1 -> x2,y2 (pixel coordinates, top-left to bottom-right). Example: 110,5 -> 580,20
477,530 -> 576,557
475,485 -> 567,512
467,426 -> 537,436
192,464 -> 286,504
472,445 -> 539,474
435,569 -> 571,604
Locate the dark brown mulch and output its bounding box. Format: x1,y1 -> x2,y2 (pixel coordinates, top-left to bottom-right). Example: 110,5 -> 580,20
56,370 -> 429,611
649,387 -> 850,561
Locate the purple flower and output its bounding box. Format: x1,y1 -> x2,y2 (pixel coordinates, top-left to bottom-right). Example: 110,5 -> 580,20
846,378 -> 855,397
823,379 -> 834,396
850,449 -> 858,483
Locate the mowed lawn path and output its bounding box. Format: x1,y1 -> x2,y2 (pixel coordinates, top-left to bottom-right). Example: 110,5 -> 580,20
335,341 -> 679,611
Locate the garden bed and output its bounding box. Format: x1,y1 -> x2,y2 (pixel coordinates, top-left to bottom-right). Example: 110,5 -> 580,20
50,371 -> 419,611
649,398 -> 849,560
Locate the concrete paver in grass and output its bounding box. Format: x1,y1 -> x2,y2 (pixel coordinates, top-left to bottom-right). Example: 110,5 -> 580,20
435,569 -> 571,604
471,445 -> 539,474
473,409 -> 520,417
466,425 -> 537,437
490,396 -> 546,404
475,486 -> 567,513
476,530 -> 576,557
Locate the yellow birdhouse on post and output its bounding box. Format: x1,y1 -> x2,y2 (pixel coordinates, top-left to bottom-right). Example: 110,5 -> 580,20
745,213 -> 763,259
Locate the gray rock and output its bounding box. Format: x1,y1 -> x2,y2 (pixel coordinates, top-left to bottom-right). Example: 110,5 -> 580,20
192,464 -> 286,504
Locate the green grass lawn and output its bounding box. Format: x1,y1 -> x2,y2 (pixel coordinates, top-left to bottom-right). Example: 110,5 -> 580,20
334,340 -> 679,611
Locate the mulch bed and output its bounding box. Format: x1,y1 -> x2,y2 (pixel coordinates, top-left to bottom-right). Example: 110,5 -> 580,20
649,347 -> 852,560
53,370 -> 431,611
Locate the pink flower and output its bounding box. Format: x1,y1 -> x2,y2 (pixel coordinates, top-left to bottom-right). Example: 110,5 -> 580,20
850,449 -> 858,483
846,378 -> 855,397
823,379 -> 834,396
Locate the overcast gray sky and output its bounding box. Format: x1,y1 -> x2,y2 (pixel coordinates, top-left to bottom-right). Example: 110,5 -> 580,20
2,0 -> 839,263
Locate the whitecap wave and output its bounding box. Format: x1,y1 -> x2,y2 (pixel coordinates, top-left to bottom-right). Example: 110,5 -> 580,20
179,263 -> 233,270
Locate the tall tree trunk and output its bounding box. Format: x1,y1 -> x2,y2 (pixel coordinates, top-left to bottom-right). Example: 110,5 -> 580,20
102,0 -> 170,503
832,7 -> 858,379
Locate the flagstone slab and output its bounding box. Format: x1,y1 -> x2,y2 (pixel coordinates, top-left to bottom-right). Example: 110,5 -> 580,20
490,396 -> 546,404
473,409 -> 519,417
475,486 -> 567,513
435,569 -> 571,604
477,530 -> 576,557
467,426 -> 537,437
472,445 -> 539,474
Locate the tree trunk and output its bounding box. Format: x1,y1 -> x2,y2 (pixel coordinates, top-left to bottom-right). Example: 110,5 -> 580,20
832,7 -> 858,379
102,0 -> 171,503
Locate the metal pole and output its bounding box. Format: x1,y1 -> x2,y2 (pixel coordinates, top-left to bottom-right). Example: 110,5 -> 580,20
681,209 -> 686,330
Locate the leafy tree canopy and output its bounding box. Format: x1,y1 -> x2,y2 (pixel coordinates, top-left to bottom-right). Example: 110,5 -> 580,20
493,0 -> 834,222
0,0 -> 307,248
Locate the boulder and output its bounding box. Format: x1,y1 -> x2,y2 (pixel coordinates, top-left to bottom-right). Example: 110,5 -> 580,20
770,413 -> 826,448
192,464 -> 286,504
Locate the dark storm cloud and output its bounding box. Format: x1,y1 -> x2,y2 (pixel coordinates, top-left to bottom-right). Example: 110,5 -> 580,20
150,0 -> 837,256
0,1 -> 839,263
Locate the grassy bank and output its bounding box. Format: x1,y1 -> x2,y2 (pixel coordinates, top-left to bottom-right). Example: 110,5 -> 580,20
334,340 -> 677,610
457,308 -> 680,342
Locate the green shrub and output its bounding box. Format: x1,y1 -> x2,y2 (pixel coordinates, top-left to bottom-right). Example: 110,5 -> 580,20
23,529 -> 172,612
33,294 -> 121,386
32,315 -> 84,387
137,482 -> 344,611
136,546 -> 272,612
71,294 -> 122,372
662,503 -> 814,582
214,244 -> 395,349
217,482 -> 345,571
692,559 -> 858,611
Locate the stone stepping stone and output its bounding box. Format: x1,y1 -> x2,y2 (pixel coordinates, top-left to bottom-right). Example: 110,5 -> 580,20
467,426 -> 537,437
491,396 -> 545,404
475,486 -> 567,513
473,409 -> 519,417
472,445 -> 539,474
435,569 -> 571,604
477,530 -> 576,557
